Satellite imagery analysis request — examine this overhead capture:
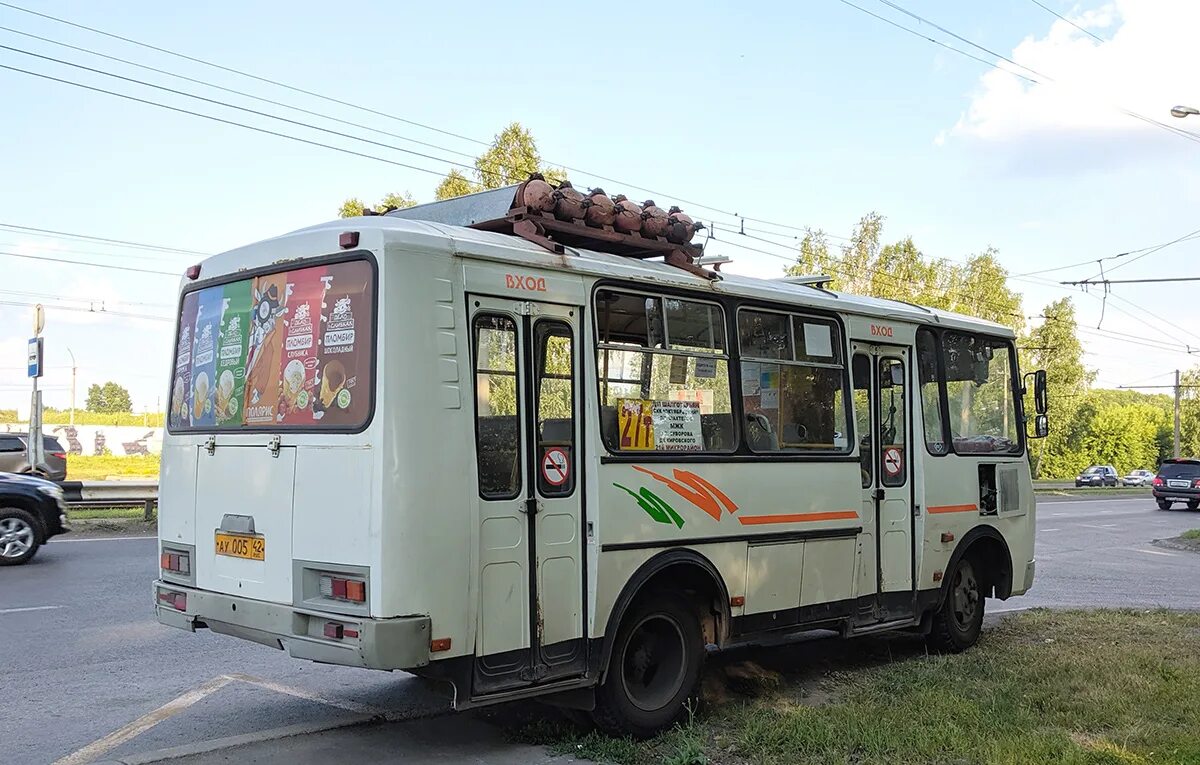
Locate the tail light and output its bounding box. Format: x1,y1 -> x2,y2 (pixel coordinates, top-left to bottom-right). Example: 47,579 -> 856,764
319,575 -> 366,603
161,550 -> 191,575
157,589 -> 187,611
50,452 -> 66,459
1153,477 -> 1164,487
1193,479 -> 1200,489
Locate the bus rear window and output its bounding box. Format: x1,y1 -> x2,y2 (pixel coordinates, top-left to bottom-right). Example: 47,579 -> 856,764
168,258 -> 374,432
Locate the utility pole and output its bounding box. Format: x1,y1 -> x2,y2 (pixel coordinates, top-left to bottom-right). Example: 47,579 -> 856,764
66,347 -> 77,427
1175,369 -> 1182,459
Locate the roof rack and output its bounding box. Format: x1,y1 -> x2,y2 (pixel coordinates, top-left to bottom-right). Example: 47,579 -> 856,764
776,275 -> 835,288
386,176 -> 719,280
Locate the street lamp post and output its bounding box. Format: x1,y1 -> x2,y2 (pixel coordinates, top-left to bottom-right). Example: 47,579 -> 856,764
66,347 -> 77,427
1170,105 -> 1200,118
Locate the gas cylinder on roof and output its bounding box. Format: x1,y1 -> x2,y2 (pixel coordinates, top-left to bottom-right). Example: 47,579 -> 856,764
611,195 -> 643,234
518,173 -> 555,213
641,200 -> 669,239
584,188 -> 616,227
666,206 -> 697,244
552,181 -> 586,221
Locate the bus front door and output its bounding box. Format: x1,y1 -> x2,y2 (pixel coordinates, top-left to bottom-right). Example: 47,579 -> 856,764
470,296 -> 587,696
852,343 -> 914,619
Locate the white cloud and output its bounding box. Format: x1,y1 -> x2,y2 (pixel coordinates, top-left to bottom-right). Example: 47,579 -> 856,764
951,2 -> 1200,149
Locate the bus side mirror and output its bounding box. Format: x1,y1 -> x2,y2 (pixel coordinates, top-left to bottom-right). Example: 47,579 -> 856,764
1029,414 -> 1049,439
1024,369 -> 1048,415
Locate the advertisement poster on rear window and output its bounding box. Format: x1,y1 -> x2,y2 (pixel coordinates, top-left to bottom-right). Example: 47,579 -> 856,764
277,265 -> 327,425
243,272 -> 288,425
314,260 -> 372,426
214,281 -> 251,426
188,287 -> 223,427
169,293 -> 199,431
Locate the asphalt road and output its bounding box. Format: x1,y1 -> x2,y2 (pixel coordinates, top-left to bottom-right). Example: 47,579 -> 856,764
2,494 -> 1197,765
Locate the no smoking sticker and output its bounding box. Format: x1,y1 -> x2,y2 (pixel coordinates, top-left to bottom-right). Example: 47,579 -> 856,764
883,447 -> 903,477
541,447 -> 570,487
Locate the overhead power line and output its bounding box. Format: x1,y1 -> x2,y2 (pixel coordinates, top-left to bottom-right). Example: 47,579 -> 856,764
0,222 -> 205,255
0,298 -> 171,321
1062,276 -> 1200,286
0,248 -> 178,276
1027,0 -> 1106,44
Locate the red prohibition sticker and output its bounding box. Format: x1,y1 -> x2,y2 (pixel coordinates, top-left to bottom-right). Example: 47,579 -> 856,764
541,447 -> 570,486
883,447 -> 903,477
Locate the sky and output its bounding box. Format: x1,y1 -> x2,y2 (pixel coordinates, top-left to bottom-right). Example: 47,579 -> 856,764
2,0 -> 1199,415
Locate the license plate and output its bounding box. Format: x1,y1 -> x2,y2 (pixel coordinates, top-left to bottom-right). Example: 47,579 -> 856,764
215,532 -> 265,561
1168,480 -> 1189,488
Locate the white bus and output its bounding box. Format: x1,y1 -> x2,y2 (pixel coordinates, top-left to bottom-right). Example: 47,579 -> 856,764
155,186 -> 1046,736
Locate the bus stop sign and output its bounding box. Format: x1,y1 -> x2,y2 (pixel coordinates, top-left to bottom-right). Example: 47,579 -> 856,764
27,337 -> 43,378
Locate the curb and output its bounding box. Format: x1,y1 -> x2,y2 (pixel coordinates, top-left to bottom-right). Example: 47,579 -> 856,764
1152,537 -> 1200,554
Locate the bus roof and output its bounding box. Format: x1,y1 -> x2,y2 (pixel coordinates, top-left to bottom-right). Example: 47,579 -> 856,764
210,215 -> 1017,339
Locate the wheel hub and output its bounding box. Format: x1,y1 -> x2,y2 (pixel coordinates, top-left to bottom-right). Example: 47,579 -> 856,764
0,518 -> 34,558
620,614 -> 687,712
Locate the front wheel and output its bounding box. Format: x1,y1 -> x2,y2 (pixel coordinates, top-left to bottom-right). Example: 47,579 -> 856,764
592,593 -> 705,739
1158,499 -> 1173,511
0,507 -> 41,566
927,556 -> 984,652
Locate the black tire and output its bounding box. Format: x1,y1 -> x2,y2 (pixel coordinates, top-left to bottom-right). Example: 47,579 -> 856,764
592,592 -> 705,739
1158,499 -> 1173,511
0,507 -> 41,566
927,556 -> 984,653
1188,501 -> 1199,512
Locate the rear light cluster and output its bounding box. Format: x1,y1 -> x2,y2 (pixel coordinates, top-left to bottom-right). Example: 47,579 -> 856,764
323,621 -> 361,640
161,550 -> 191,575
1193,479 -> 1200,489
50,451 -> 66,459
319,575 -> 366,603
1153,477 -> 1164,487
158,589 -> 187,611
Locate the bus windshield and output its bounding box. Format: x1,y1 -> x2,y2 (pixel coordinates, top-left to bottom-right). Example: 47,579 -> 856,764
167,258 -> 374,432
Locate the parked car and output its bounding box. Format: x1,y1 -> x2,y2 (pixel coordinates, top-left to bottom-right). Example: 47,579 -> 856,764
1121,469 -> 1155,487
1152,459 -> 1200,511
0,471 -> 69,565
0,433 -> 68,481
1075,465 -> 1118,487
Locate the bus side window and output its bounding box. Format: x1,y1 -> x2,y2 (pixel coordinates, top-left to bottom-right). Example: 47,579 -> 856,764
535,320 -> 575,496
852,353 -> 872,489
474,315 -> 521,499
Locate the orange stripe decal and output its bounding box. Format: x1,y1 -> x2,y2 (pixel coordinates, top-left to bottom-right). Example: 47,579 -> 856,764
632,466 -> 737,521
928,504 -> 979,514
737,510 -> 860,525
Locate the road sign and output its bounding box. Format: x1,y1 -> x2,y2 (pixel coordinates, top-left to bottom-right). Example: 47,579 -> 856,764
883,447 -> 903,477
541,447 -> 570,487
27,337 -> 43,378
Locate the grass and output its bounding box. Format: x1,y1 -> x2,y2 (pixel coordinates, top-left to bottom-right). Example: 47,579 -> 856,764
515,610 -> 1200,765
1181,529 -> 1200,541
67,454 -> 160,480
67,506 -> 153,520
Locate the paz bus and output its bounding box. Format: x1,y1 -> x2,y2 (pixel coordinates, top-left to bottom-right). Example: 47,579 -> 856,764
154,184 -> 1047,736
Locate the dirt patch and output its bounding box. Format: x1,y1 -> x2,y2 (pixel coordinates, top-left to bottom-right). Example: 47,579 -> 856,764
64,517 -> 157,537
1152,535 -> 1200,554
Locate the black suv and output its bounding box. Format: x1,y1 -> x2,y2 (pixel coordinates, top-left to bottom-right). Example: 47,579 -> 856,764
0,471 -> 69,565
1152,459 -> 1200,511
1075,465 -> 1118,487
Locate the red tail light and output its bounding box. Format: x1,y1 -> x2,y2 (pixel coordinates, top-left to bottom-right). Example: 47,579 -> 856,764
185,264 -> 202,280
319,575 -> 367,603
157,589 -> 186,611
1193,479 -> 1200,489
161,550 -> 191,575
50,452 -> 66,459
1153,477 -> 1164,487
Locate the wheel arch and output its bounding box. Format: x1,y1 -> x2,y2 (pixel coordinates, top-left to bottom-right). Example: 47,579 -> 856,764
0,497 -> 48,543
939,525 -> 1014,606
597,548 -> 731,683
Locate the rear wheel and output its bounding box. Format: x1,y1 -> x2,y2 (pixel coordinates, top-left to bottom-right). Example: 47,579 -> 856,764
0,507 -> 40,566
1188,501 -> 1199,511
927,556 -> 984,652
1158,499 -> 1173,511
592,593 -> 705,739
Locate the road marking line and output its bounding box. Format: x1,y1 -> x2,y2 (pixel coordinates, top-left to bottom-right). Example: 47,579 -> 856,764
1049,513 -> 1067,517
56,535 -> 155,543
0,605 -> 63,615
1039,528 -> 1061,532
990,606 -> 1030,614
225,673 -> 386,716
52,676 -> 234,765
1136,548 -> 1177,557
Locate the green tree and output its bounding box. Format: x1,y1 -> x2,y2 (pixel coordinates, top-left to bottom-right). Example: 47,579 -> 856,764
1179,366 -> 1200,458
1025,298 -> 1094,477
434,169 -> 480,201
85,381 -> 133,414
337,191 -> 418,218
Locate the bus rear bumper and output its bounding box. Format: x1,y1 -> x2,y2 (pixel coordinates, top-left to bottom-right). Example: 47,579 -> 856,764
154,581 -> 432,671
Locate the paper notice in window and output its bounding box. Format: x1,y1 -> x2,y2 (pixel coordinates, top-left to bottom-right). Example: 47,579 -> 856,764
669,354 -> 688,385
617,399 -> 655,450
741,362 -> 761,394
651,400 -> 704,451
803,322 -> 834,357
694,355 -> 717,379
760,387 -> 779,409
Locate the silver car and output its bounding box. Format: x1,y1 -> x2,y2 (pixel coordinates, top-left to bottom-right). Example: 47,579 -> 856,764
0,433 -> 68,481
1121,469 -> 1155,487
